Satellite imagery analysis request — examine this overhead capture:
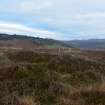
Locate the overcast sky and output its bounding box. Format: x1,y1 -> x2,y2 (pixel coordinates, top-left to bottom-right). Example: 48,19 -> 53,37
0,0 -> 105,40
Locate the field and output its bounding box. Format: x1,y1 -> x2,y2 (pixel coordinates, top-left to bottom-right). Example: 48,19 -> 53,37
0,47 -> 105,105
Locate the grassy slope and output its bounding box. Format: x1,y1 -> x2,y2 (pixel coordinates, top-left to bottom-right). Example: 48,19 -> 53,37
0,34 -> 71,48
0,49 -> 105,105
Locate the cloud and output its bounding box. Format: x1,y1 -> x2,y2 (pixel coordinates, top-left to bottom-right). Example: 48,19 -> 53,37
19,0 -> 53,13
0,21 -> 65,40
0,0 -> 105,39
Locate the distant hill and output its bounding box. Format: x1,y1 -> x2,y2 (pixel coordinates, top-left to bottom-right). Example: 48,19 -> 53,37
65,39 -> 105,49
0,33 -> 71,49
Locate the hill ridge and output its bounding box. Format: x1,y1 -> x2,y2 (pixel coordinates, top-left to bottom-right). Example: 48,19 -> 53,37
0,33 -> 72,48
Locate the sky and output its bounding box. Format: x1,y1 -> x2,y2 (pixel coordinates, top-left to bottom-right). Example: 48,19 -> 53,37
0,0 -> 105,40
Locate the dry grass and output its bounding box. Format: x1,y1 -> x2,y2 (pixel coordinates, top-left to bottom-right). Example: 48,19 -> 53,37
16,96 -> 37,105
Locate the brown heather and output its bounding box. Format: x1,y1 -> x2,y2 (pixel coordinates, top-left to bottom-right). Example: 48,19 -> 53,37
0,48 -> 105,105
